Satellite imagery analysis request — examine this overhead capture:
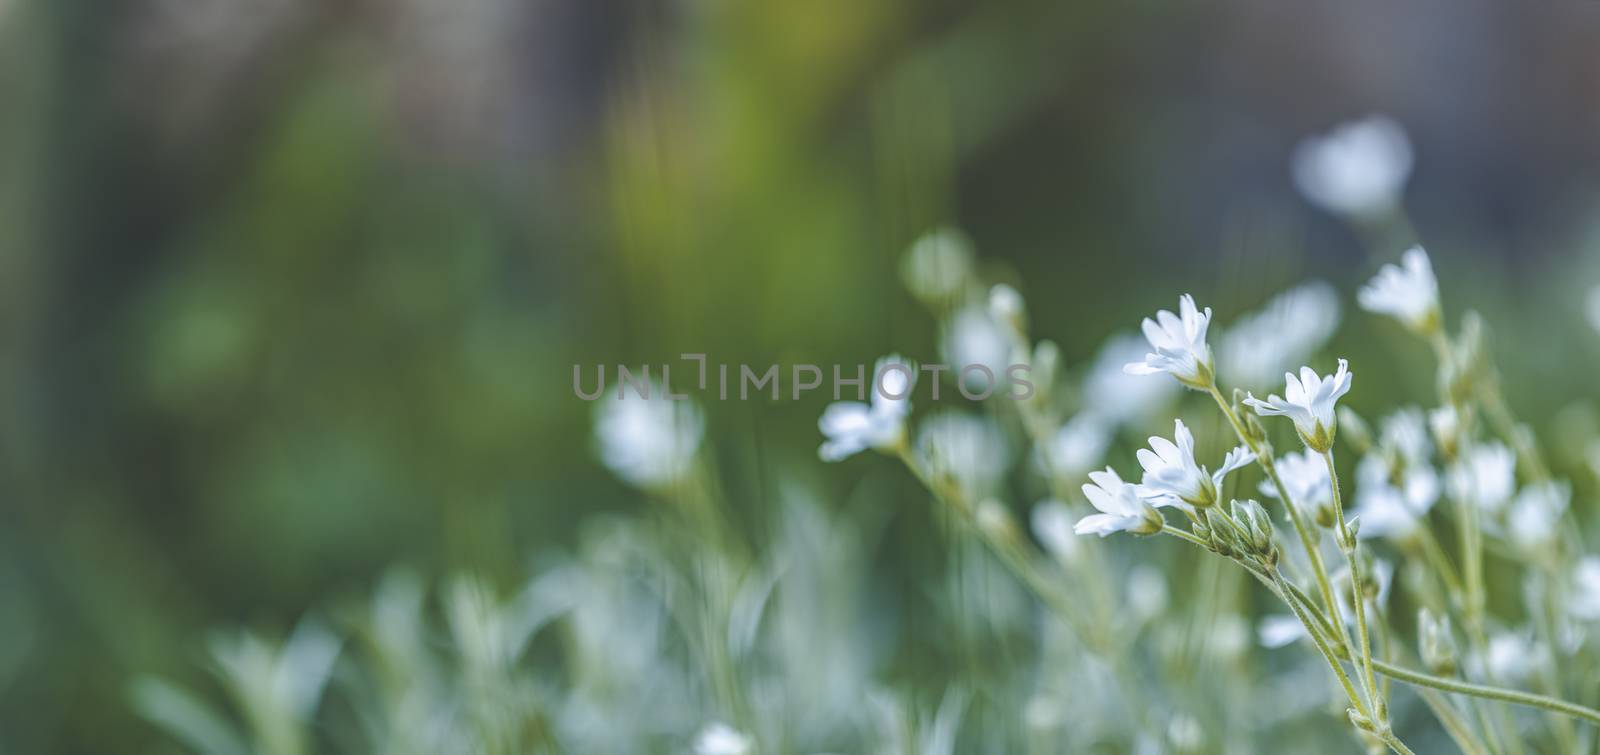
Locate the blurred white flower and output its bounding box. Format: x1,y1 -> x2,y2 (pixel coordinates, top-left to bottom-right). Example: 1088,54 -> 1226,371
1023,694 -> 1064,732
1352,454 -> 1438,541
1291,115 -> 1412,220
988,283 -> 1026,333
1260,448 -> 1332,513
1075,467 -> 1163,537
1211,614 -> 1252,661
594,385 -> 706,489
1258,614 -> 1306,649
1359,246 -> 1440,334
1447,441 -> 1517,514
1127,565 -> 1169,622
1166,712 -> 1204,753
1429,405 -> 1463,457
1219,282 -> 1342,390
1485,632 -> 1543,683
1381,407 -> 1433,465
818,354 -> 916,462
693,722 -> 752,755
901,228 -> 975,304
1124,294 -> 1215,388
205,617 -> 342,749
1569,558 -> 1600,622
1245,359 -> 1352,452
1586,285 -> 1600,335
941,306 -> 1011,393
1043,413 -> 1111,480
1030,499 -> 1078,563
1136,419 -> 1253,509
1085,334 -> 1180,425
915,411 -> 1011,498
1507,481 -> 1570,552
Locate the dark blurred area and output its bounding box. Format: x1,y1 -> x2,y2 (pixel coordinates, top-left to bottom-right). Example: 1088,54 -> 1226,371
2,0 -> 1600,750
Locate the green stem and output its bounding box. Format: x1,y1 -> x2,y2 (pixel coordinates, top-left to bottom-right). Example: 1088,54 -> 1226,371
1322,447 -> 1380,715
1380,732 -> 1419,755
1205,385 -> 1353,663
1411,524 -> 1464,599
1478,379 -> 1550,483
1370,659 -> 1600,728
1162,524 -> 1209,549
1271,569 -> 1371,722
1418,687 -> 1493,755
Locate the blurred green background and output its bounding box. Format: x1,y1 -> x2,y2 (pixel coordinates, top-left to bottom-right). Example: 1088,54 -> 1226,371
3,0 -> 1600,751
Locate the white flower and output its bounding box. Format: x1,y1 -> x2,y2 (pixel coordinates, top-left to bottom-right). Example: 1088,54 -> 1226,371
1030,499 -> 1078,563
1507,481 -> 1570,552
1291,114 -> 1413,220
1075,467 -> 1163,537
900,227 -> 975,304
916,411 -> 1012,498
1219,282 -> 1342,390
1351,454 -> 1438,541
693,722 -> 752,755
1085,334 -> 1179,424
1258,614 -> 1306,649
1359,246 -> 1440,334
818,355 -> 917,461
1042,413 -> 1111,480
1447,441 -> 1517,514
1569,558 -> 1600,622
594,386 -> 705,489
1260,449 -> 1332,513
1124,294 -> 1215,388
1136,419 -> 1254,509
1244,359 -> 1353,452
942,306 -> 1011,393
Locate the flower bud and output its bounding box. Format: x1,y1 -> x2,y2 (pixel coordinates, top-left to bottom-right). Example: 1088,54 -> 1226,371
1239,402 -> 1270,447
1347,707 -> 1376,733
1419,608 -> 1458,676
1335,516 -> 1361,552
1429,405 -> 1463,460
1232,499 -> 1275,558
1204,508 -> 1236,557
1337,406 -> 1374,453
989,284 -> 1027,338
1315,502 -> 1337,529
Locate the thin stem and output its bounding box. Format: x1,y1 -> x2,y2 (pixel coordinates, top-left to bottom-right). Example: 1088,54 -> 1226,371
894,443 -> 1163,739
1206,385 -> 1353,662
1417,688 -> 1493,755
1478,379 -> 1550,483
1323,447 -> 1381,714
1370,659 -> 1600,728
1411,524 -> 1464,599
1272,569 -> 1371,721
1380,732 -> 1419,755
1162,524 -> 1209,549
